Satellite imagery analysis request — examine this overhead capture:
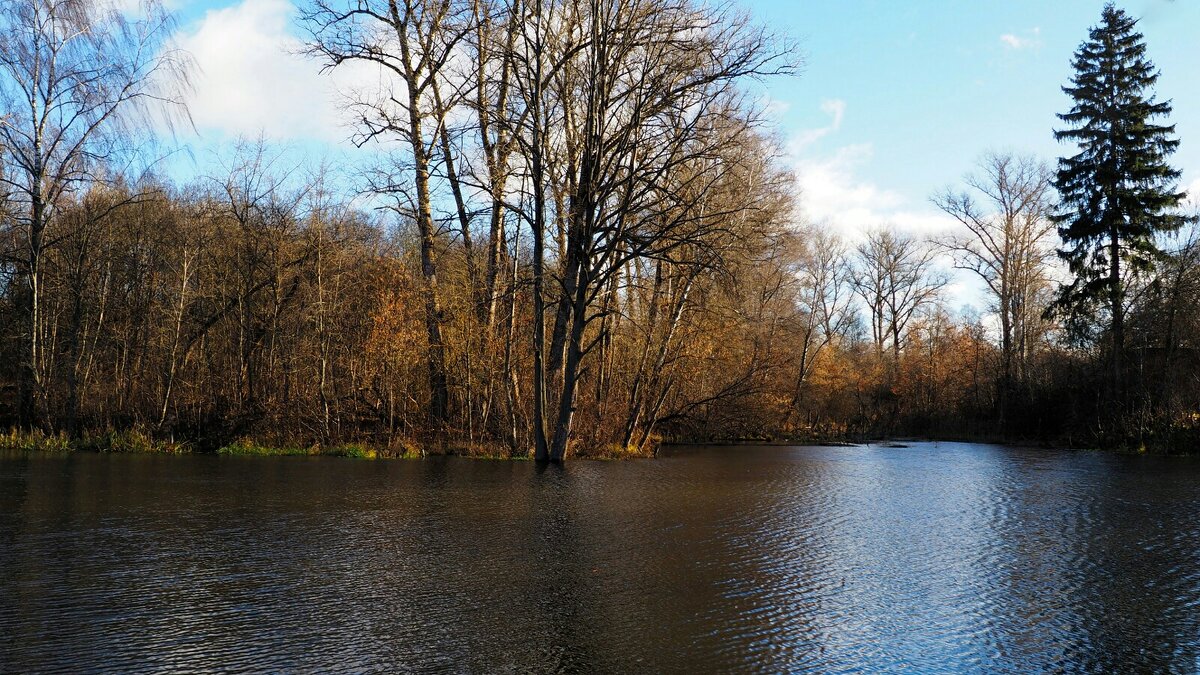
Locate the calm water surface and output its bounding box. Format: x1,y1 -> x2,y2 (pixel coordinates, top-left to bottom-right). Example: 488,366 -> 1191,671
2,442 -> 1200,673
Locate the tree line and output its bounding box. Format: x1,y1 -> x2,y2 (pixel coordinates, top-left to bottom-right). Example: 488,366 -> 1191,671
0,0 -> 1196,458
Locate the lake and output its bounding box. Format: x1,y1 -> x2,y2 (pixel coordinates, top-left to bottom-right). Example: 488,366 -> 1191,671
2,442 -> 1200,672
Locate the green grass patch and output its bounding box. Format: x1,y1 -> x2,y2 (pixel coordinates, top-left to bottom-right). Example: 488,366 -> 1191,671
217,439 -> 311,456
0,428 -> 72,453
217,439 -> 394,459
0,428 -> 190,454
579,441 -> 655,460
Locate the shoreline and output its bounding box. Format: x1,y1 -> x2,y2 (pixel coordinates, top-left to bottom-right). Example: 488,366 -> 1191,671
664,433 -> 1197,456
0,429 -> 652,461
5,428 -> 1194,460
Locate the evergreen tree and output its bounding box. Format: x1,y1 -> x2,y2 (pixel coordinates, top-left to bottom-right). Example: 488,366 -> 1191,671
1052,3 -> 1194,394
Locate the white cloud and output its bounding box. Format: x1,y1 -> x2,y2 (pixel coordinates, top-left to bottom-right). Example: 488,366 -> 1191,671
1185,178 -> 1200,209
760,93 -> 793,120
999,34 -> 1026,49
788,101 -> 977,308
174,0 -> 378,142
999,27 -> 1041,51
794,143 -> 899,238
791,140 -> 955,242
793,98 -> 847,148
792,146 -> 984,314
789,101 -> 956,242
819,99 -> 846,129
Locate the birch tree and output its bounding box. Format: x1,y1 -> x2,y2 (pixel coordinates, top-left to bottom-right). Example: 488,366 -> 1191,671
0,0 -> 190,428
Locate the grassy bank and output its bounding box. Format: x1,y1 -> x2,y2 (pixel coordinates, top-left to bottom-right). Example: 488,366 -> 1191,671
0,429 -> 476,459
0,429 -> 655,460
0,429 -> 196,454
4,427 -> 1194,459
217,439 -> 415,459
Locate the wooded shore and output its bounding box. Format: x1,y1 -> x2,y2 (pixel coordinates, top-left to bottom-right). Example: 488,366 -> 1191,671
2,2 -> 1197,460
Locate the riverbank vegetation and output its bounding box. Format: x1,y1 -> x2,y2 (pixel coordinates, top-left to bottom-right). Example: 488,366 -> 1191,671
0,1 -> 1197,459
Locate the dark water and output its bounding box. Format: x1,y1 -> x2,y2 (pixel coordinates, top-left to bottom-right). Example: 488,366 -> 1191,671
2,443 -> 1200,673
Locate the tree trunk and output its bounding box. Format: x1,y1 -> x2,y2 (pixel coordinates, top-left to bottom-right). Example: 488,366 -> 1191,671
19,193 -> 46,430
549,277 -> 588,462
1110,230 -> 1124,399
529,25 -> 550,461
395,10 -> 450,426
432,77 -> 480,319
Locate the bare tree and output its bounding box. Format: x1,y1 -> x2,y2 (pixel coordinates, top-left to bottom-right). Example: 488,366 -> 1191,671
852,227 -> 945,361
788,227 -> 854,421
933,152 -> 1055,389
207,141 -> 313,413
302,0 -> 474,427
467,0 -> 519,333
0,0 -> 190,428
522,0 -> 793,461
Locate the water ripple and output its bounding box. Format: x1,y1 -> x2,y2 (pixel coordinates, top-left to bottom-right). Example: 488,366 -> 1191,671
2,444 -> 1200,672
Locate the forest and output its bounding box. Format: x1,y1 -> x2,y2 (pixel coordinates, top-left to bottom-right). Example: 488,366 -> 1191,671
0,0 -> 1197,460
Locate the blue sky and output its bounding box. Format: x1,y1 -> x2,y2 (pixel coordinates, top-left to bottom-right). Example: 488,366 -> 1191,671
740,0 -> 1200,238
165,0 -> 1200,249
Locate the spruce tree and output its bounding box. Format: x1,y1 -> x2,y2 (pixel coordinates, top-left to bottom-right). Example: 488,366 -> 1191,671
1052,3 -> 1194,394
